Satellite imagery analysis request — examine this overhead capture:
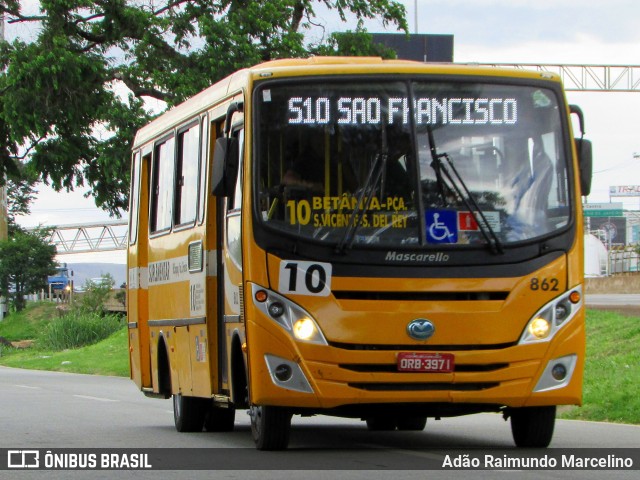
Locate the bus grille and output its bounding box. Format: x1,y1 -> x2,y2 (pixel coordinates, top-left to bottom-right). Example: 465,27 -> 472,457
340,363 -> 509,373
333,291 -> 508,301
348,382 -> 500,392
329,341 -> 517,351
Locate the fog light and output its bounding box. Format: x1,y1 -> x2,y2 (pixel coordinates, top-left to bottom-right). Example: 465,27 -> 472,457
268,302 -> 285,318
274,363 -> 292,382
528,317 -> 551,339
293,318 -> 316,341
551,363 -> 567,381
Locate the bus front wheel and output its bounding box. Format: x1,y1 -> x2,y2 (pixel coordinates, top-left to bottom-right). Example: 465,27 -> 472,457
510,406 -> 556,448
250,405 -> 292,450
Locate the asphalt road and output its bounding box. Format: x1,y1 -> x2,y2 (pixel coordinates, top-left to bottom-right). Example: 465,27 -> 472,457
585,294 -> 640,306
1,367 -> 639,479
585,294 -> 640,316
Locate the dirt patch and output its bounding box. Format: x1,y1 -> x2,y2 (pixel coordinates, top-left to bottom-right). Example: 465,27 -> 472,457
0,337 -> 35,349
10,339 -> 35,349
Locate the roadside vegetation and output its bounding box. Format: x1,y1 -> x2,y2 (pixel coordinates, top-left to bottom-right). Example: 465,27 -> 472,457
0,274 -> 128,376
0,303 -> 638,424
559,310 -> 640,424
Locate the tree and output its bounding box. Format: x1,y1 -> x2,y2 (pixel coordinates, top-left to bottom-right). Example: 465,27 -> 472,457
78,273 -> 115,314
0,227 -> 57,312
0,1 -> 408,215
6,175 -> 37,235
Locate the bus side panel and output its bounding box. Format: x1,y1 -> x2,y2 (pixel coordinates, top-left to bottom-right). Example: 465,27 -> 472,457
173,326 -> 192,394
147,233 -> 213,397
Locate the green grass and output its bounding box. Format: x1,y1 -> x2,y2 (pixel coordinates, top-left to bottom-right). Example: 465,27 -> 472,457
0,301 -> 129,377
1,303 -> 639,424
39,310 -> 123,350
559,309 -> 640,424
0,302 -> 57,341
0,327 -> 129,377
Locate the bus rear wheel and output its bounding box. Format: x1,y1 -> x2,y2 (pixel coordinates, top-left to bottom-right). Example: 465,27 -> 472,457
250,405 -> 292,450
510,406 -> 556,448
173,393 -> 207,432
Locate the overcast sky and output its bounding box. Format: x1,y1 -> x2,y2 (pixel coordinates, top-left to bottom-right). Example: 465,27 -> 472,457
8,0 -> 640,262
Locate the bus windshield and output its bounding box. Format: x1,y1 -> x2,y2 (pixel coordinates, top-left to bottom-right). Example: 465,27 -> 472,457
255,79 -> 571,248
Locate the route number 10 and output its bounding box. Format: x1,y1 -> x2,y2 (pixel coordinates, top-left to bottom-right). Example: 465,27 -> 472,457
278,260 -> 332,297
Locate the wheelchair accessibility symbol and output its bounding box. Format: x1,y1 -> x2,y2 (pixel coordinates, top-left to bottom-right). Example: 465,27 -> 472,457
426,210 -> 458,244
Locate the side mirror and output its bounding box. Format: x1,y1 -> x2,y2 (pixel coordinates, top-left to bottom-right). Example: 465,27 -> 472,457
575,138 -> 592,197
569,104 -> 592,197
211,136 -> 239,197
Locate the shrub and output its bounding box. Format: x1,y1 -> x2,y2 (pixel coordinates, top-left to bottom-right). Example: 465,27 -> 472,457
78,273 -> 115,314
39,310 -> 123,351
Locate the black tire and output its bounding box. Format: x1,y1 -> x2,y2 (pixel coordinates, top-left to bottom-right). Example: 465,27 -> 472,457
173,393 -> 207,432
365,417 -> 397,431
510,406 -> 556,448
250,405 -> 292,450
396,416 -> 427,431
204,404 -> 236,432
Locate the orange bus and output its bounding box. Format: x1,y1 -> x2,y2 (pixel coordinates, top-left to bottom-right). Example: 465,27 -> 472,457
127,57 -> 592,450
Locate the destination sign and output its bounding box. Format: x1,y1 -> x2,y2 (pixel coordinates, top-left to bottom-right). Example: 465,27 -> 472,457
285,96 -> 518,126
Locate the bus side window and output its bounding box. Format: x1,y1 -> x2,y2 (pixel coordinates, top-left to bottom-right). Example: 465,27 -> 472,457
198,117 -> 209,224
129,152 -> 141,245
150,136 -> 175,233
229,129 -> 244,211
174,123 -> 200,227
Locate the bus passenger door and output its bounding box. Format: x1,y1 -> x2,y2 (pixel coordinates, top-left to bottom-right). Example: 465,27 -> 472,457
217,127 -> 244,394
129,150 -> 152,389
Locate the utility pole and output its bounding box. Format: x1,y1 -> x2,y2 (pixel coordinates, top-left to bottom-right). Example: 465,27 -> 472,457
0,11 -> 7,320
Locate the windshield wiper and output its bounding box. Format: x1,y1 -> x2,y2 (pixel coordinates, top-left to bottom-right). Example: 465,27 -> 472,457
426,126 -> 504,254
335,151 -> 387,254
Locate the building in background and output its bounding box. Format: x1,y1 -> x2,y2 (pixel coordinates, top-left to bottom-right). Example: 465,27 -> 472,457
370,33 -> 454,63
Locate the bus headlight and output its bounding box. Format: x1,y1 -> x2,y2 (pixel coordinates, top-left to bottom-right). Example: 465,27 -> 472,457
251,283 -> 327,345
519,285 -> 582,344
293,318 -> 317,341
528,316 -> 551,339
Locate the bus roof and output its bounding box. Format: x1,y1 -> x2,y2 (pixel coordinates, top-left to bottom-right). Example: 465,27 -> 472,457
133,57 -> 562,150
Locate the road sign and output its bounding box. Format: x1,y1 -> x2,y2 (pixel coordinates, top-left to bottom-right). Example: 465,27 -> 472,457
583,202 -> 623,217
584,209 -> 623,217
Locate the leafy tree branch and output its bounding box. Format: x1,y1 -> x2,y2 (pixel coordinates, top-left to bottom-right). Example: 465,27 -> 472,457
1,0 -> 407,215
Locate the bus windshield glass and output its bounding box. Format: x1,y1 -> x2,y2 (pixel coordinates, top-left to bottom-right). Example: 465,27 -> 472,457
255,79 -> 571,248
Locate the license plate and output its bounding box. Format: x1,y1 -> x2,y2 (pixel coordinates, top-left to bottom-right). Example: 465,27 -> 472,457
397,352 -> 455,373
